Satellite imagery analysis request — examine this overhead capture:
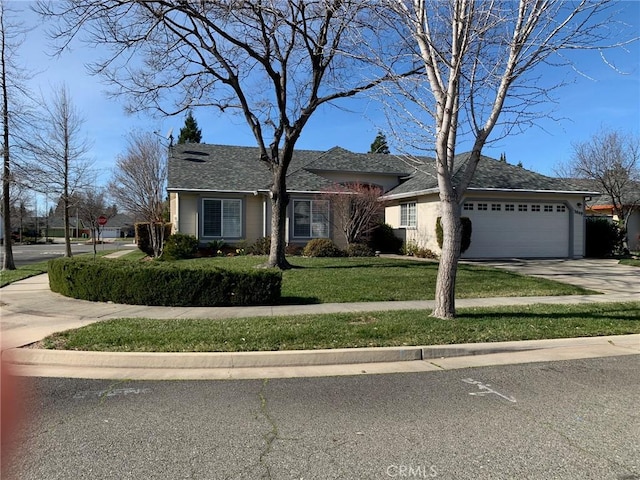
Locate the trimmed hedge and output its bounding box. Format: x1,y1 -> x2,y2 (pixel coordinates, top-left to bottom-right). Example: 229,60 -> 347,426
48,257 -> 282,307
585,217 -> 622,258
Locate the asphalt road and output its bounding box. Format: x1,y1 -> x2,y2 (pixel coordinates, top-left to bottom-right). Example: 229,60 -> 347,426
5,356 -> 639,480
0,242 -> 130,266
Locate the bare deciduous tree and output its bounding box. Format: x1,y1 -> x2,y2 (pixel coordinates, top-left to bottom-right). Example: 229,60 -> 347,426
383,0 -> 637,318
323,183 -> 385,245
559,128 -> 640,251
78,187 -> 116,257
1,1 -> 35,269
110,132 -> 167,258
35,0 -> 410,269
27,83 -> 92,257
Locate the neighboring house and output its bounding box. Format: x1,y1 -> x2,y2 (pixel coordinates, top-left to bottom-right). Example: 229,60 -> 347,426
97,214 -> 135,239
46,216 -> 84,238
571,179 -> 640,251
168,144 -> 599,259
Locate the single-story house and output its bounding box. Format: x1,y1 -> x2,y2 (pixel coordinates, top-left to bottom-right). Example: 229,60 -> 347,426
96,214 -> 135,239
168,144 -> 599,259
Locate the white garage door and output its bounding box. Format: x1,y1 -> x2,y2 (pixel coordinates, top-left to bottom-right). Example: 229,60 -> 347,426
461,201 -> 569,259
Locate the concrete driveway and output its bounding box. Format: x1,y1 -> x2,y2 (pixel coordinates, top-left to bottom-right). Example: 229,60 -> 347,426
472,258 -> 640,295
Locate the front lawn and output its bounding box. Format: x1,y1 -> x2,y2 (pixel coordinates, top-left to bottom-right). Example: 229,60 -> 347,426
180,256 -> 594,303
39,302 -> 640,352
619,258 -> 640,267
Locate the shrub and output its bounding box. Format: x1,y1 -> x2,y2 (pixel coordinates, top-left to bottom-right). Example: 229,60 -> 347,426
250,236 -> 271,255
285,244 -> 304,256
436,217 -> 472,253
302,238 -> 343,257
135,222 -> 172,257
345,243 -> 375,257
369,223 -> 403,254
163,233 -> 199,260
207,239 -> 226,256
585,217 -> 622,258
403,240 -> 437,259
48,257 -> 281,307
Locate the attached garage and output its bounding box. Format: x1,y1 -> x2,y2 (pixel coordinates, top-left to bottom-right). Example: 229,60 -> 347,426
461,200 -> 571,258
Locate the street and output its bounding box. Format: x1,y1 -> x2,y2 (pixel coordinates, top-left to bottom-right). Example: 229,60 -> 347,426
4,356 -> 639,480
0,242 -> 130,266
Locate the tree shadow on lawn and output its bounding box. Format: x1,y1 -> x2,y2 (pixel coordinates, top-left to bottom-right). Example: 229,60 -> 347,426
459,306 -> 640,322
278,296 -> 322,305
287,260 -> 436,270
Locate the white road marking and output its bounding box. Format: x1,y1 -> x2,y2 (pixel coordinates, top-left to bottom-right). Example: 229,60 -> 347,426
73,387 -> 151,399
462,378 -> 516,403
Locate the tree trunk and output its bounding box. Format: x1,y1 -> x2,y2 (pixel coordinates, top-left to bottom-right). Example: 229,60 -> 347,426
432,195 -> 463,319
63,197 -> 72,257
264,165 -> 291,269
1,25 -> 15,270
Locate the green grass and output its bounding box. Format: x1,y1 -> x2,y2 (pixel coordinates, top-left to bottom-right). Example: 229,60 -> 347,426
179,256 -> 594,303
619,258 -> 640,267
0,249 -> 142,288
39,302 -> 640,352
0,260 -> 50,288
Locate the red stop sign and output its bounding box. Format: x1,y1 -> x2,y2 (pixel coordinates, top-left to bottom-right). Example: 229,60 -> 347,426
97,215 -> 108,226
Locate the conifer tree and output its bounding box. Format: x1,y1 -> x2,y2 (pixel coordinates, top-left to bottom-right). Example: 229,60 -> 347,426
369,131 -> 390,154
177,111 -> 202,144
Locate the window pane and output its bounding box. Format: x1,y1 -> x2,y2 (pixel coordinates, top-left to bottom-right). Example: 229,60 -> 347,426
223,199 -> 241,237
203,200 -> 222,237
294,200 -> 311,237
401,202 -> 416,227
312,200 -> 329,238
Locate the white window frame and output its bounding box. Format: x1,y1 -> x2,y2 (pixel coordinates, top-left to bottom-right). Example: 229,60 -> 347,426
505,204 -> 515,212
463,203 -> 474,211
400,202 -> 417,228
292,199 -> 330,239
477,203 -> 488,211
202,198 -> 243,238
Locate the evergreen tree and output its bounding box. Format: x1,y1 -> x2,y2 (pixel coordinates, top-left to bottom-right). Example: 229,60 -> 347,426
177,111 -> 202,144
369,131 -> 390,154
499,152 -> 507,163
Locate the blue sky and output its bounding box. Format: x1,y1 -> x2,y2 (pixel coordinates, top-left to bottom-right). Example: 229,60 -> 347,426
16,1 -> 640,185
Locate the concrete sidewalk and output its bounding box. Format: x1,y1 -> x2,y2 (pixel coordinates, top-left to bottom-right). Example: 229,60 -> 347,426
1,257 -> 639,379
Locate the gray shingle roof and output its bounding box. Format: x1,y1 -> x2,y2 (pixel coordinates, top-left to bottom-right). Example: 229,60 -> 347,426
168,144 -> 598,196
384,154 -> 600,198
168,143 -> 411,192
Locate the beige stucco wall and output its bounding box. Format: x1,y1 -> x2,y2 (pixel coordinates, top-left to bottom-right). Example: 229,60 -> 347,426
385,194 -> 441,253
170,191 -> 267,244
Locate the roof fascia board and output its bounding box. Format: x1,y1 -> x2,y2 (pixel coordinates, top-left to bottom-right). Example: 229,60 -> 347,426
167,188 -> 266,195
466,187 -> 602,195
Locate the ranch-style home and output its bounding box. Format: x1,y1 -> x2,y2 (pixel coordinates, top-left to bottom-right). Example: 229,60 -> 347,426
168,143 -> 599,259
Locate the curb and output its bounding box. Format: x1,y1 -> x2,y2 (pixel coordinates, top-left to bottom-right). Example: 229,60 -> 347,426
5,334 -> 639,370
